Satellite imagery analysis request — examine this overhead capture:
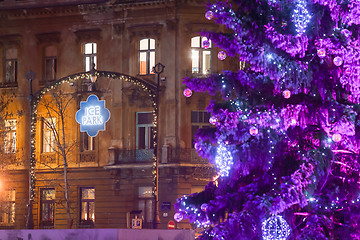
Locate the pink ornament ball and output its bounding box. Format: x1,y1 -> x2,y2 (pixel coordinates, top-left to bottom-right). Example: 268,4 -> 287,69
202,39 -> 210,49
174,212 -> 183,222
249,126 -> 258,136
218,51 -> 227,60
317,48 -> 326,58
333,56 -> 343,67
332,133 -> 342,142
205,10 -> 214,20
283,89 -> 291,99
183,88 -> 192,98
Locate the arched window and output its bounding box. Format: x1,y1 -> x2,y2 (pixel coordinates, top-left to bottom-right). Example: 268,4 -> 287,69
191,36 -> 211,74
138,38 -> 155,75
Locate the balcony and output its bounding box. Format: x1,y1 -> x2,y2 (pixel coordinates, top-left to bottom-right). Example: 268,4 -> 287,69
108,148 -> 210,165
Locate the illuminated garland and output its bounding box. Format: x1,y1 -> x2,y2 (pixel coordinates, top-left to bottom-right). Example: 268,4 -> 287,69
29,70 -> 158,201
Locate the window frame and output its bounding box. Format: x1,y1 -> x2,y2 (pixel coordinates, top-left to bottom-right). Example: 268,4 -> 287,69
191,36 -> 212,75
138,38 -> 155,75
5,59 -> 17,84
40,188 -> 55,227
43,56 -> 57,82
42,117 -> 56,153
138,186 -> 153,227
136,111 -> 154,150
82,42 -> 97,72
80,132 -> 95,152
4,119 -> 16,154
80,187 -> 95,226
191,110 -> 211,148
0,189 -> 15,225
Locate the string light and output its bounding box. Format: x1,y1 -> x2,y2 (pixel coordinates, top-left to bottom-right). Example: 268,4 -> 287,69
262,215 -> 291,240
29,70 -> 159,201
215,141 -> 233,177
292,0 -> 311,34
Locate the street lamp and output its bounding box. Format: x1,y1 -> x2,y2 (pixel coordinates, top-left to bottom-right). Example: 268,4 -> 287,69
152,62 -> 164,229
25,70 -> 36,229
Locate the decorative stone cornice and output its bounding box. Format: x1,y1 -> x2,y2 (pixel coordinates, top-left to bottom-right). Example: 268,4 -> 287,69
0,34 -> 22,48
74,28 -> 102,43
185,22 -> 219,35
127,23 -> 164,41
35,32 -> 61,45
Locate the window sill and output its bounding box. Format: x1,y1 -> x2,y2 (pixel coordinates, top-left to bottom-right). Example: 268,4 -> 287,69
0,83 -> 17,88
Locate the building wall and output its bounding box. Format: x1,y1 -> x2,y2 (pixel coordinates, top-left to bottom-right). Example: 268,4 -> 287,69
0,0 -> 227,230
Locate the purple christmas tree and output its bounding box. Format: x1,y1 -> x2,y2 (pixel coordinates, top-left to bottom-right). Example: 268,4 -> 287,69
175,0 -> 360,239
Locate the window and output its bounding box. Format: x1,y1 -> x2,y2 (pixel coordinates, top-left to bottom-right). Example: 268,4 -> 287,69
80,132 -> 95,152
82,43 -> 97,72
138,186 -> 153,227
43,46 -> 57,81
40,188 -> 55,227
136,112 -> 154,150
191,111 -> 211,147
0,189 -> 15,224
5,48 -> 18,84
191,36 -> 211,74
4,119 -> 16,153
42,118 -> 56,153
80,187 -> 95,225
138,38 -> 155,75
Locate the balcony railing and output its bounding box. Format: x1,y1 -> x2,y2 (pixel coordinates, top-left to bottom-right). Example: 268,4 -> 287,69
114,149 -> 154,164
167,148 -> 209,164
110,148 -> 210,165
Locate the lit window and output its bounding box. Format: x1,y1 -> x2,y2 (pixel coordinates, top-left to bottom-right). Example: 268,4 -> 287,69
80,132 -> 95,152
191,111 -> 211,147
82,43 -> 97,72
40,188 -> 55,227
138,38 -> 155,75
43,45 -> 57,81
0,189 -> 15,224
5,48 -> 18,84
80,187 -> 95,225
138,186 -> 153,227
191,36 -> 211,74
136,112 -> 154,150
42,118 -> 56,153
4,119 -> 16,154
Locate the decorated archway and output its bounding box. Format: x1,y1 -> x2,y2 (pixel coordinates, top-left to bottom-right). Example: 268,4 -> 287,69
26,69 -> 159,228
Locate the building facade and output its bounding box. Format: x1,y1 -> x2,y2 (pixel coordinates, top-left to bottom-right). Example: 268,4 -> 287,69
0,0 -> 230,230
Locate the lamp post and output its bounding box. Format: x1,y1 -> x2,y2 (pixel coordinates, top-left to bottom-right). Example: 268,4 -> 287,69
25,70 -> 36,229
152,62 -> 164,229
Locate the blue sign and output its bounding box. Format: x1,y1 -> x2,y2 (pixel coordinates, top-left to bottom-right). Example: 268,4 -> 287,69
75,95 -> 110,137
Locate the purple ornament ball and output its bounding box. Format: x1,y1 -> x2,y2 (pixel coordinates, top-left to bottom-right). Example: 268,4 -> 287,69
341,29 -> 352,38
201,203 -> 208,212
333,56 -> 343,67
205,10 -> 214,20
202,39 -> 210,49
174,212 -> 183,222
209,116 -> 217,125
218,51 -> 227,60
